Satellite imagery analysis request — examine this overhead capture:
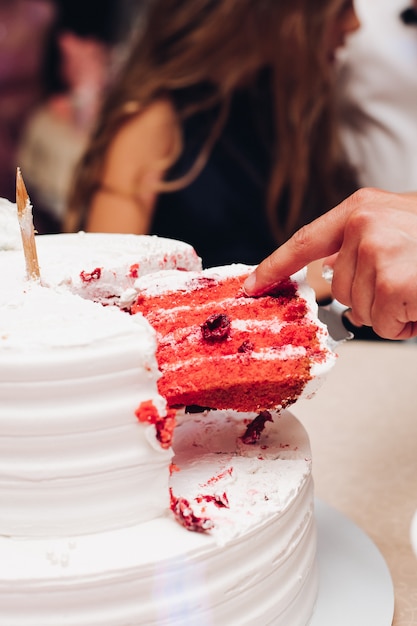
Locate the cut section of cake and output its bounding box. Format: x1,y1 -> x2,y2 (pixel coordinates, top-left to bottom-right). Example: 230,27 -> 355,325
131,264 -> 336,412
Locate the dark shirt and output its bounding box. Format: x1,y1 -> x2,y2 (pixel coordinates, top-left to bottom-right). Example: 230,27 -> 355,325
150,79 -> 279,268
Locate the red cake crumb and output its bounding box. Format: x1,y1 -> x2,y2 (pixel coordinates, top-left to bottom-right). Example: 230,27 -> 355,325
169,463 -> 180,475
170,489 -> 214,532
196,493 -> 229,508
135,400 -> 160,424
238,340 -> 254,353
135,401 -> 176,449
80,267 -> 102,282
155,411 -> 176,449
240,411 -> 273,444
129,263 -> 139,278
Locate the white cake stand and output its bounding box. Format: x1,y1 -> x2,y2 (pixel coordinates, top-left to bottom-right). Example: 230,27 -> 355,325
312,499 -> 394,626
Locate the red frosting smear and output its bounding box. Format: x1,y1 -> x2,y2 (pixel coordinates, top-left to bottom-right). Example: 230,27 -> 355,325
206,467 -> 233,485
170,489 -> 214,532
135,401 -> 176,449
80,267 -> 102,282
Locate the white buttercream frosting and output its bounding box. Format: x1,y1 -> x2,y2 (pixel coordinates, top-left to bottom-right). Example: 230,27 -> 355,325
0,410 -> 318,626
0,197 -> 22,250
0,283 -> 170,537
35,231 -> 202,304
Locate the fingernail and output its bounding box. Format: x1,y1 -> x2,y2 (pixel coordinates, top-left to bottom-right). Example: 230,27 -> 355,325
243,272 -> 256,295
322,265 -> 334,284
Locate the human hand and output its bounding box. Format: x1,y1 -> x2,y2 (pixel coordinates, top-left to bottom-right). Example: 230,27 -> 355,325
244,188 -> 417,340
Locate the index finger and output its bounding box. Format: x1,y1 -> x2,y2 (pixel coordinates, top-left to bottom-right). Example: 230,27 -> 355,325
244,194 -> 355,295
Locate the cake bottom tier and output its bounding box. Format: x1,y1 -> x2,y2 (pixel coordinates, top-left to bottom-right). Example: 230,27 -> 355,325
0,410 -> 318,626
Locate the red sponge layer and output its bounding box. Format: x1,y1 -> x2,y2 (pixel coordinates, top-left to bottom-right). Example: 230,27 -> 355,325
131,270 -> 328,412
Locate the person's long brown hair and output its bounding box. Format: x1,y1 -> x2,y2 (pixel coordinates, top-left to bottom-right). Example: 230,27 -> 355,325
66,0 -> 357,241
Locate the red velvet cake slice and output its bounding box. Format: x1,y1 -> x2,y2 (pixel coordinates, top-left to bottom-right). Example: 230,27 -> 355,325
131,264 -> 336,412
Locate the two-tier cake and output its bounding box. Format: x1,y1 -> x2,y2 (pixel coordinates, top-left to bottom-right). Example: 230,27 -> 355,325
0,197 -> 336,625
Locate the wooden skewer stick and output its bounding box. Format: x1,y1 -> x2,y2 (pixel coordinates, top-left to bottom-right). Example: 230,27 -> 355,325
16,167 -> 40,281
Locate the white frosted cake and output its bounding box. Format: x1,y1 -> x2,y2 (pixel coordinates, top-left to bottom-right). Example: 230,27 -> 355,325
0,197 -> 335,625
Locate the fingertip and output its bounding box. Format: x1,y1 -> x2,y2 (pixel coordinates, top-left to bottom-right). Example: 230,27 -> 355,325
243,271 -> 257,296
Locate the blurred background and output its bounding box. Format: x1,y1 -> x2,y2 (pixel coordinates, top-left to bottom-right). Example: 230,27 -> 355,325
0,0 -> 150,232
